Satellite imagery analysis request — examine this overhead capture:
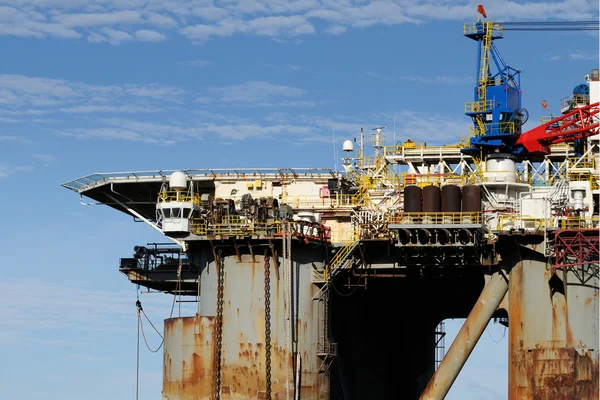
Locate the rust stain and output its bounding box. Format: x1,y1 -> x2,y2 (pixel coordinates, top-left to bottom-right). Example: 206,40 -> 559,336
527,345 -> 599,400
163,316 -> 216,398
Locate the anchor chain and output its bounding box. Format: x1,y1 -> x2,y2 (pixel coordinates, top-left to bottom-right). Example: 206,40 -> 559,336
214,250 -> 225,400
264,251 -> 272,400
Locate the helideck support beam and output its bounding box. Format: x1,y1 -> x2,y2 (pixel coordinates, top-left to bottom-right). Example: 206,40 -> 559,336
419,271 -> 509,400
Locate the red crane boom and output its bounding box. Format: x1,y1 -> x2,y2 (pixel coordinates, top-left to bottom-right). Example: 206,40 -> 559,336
516,102 -> 600,155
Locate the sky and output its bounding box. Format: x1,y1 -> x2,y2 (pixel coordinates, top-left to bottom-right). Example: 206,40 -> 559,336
0,0 -> 598,399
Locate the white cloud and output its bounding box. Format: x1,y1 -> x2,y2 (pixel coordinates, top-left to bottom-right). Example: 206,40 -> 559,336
0,74 -> 185,116
569,51 -> 599,60
0,276 -> 176,339
135,29 -> 166,41
31,153 -> 56,165
53,11 -> 142,28
3,1 -> 596,43
364,72 -> 472,85
204,80 -> 305,103
181,59 -> 212,66
0,163 -> 34,178
146,12 -> 178,27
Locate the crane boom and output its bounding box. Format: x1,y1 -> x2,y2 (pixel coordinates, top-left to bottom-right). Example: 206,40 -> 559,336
516,102 -> 600,155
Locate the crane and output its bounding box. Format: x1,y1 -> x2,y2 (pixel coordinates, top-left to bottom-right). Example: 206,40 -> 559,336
460,4 -> 599,158
516,102 -> 600,155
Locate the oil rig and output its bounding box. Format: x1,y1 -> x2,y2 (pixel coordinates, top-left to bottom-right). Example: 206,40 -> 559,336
62,9 -> 599,400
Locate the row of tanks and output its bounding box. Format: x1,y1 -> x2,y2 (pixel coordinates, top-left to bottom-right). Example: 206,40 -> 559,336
403,184 -> 482,215
393,184 -> 483,246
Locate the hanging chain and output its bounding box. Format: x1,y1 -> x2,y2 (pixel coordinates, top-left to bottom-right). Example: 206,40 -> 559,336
264,251 -> 272,400
214,250 -> 225,400
283,222 -> 292,400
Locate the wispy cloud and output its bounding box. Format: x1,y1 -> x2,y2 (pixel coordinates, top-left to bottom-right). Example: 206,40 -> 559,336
365,72 -> 472,85
0,276 -> 176,343
181,59 -> 212,67
569,51 -> 599,60
0,1 -> 596,43
199,80 -> 306,103
0,74 -> 185,116
31,153 -> 56,166
0,163 -> 34,178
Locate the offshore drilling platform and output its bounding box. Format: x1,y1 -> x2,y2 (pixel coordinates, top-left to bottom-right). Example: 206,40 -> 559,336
62,11 -> 599,400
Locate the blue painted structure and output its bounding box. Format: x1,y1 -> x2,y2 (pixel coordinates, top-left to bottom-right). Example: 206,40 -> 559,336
461,21 -> 526,157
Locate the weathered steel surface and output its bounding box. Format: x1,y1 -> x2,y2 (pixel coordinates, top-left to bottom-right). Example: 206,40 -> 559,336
419,271 -> 509,400
164,316 -> 216,397
509,250 -> 599,400
163,253 -> 327,399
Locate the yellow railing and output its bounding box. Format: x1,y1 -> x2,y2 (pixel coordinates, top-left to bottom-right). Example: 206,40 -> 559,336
389,212 -> 482,225
568,157 -> 596,169
540,115 -> 563,124
190,219 -> 283,236
401,173 -> 474,188
282,192 -> 370,208
560,94 -> 590,110
158,191 -> 201,205
469,122 -> 516,137
465,100 -> 494,113
324,231 -> 359,280
557,216 -> 600,229
568,172 -> 599,190
496,215 -> 545,232
190,219 -> 333,240
463,21 -> 502,36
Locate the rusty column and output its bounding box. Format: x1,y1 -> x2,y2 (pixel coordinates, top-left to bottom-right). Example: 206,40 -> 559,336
162,253 -> 329,399
508,247 -> 599,399
420,271 -> 509,400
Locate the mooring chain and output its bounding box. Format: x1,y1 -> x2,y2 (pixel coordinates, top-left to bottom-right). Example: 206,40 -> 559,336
264,251 -> 272,400
214,249 -> 225,400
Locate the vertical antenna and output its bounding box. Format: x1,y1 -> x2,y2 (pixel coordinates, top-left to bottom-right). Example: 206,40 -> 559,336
393,117 -> 396,145
332,127 -> 337,171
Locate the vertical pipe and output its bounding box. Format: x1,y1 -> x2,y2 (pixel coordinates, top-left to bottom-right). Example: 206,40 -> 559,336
420,271 -> 509,400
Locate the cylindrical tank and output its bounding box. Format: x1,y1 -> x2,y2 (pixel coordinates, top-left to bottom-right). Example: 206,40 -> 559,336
484,153 -> 516,183
441,185 -> 461,224
462,184 -> 481,224
422,186 -> 441,224
422,186 -> 441,212
404,186 -> 422,213
461,185 -> 481,212
441,185 -> 461,213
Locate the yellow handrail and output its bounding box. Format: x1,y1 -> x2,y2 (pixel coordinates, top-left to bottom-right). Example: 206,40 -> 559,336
496,215 -> 545,232
557,217 -> 600,229
324,232 -> 359,279
158,191 -> 201,205
389,212 -> 482,225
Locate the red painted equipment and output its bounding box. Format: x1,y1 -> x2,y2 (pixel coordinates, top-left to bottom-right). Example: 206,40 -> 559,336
516,101 -> 600,155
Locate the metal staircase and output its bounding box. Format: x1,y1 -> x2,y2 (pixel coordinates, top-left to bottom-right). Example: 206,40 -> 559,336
312,235 -> 361,374
311,236 -> 360,300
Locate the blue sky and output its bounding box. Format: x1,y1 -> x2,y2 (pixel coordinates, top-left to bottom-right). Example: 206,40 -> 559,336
0,1 -> 598,399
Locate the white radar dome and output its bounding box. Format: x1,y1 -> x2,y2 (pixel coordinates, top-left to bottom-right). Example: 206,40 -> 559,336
342,140 -> 354,152
169,171 -> 188,190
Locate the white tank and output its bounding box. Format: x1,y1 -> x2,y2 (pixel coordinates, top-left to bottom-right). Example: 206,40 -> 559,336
569,182 -> 587,211
169,171 -> 188,190
343,140 -> 354,152
485,155 -> 516,183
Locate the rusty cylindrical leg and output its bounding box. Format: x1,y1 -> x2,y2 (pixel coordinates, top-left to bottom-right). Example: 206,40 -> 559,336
420,271 -> 509,400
